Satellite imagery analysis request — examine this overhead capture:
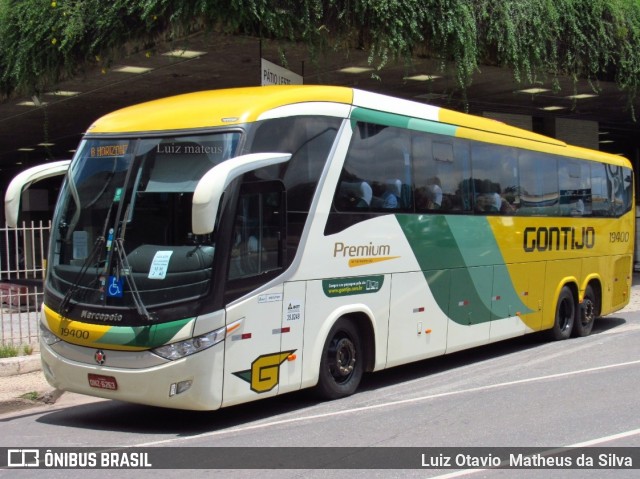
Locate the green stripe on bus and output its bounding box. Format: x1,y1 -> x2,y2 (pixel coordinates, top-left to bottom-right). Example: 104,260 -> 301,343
396,214 -> 531,325
96,317 -> 194,348
351,108 -> 457,136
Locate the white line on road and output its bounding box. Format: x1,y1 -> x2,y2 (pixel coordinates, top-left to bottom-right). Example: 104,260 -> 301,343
134,358 -> 640,448
428,428 -> 640,478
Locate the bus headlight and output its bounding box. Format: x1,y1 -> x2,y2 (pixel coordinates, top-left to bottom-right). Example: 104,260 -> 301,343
40,323 -> 61,346
152,325 -> 226,360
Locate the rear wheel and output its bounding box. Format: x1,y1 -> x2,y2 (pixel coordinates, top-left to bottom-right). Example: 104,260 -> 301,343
316,319 -> 363,400
550,286 -> 576,340
573,284 -> 598,337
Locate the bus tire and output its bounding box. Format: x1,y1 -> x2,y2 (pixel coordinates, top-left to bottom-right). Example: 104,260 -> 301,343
574,284 -> 597,337
316,319 -> 363,400
550,286 -> 576,340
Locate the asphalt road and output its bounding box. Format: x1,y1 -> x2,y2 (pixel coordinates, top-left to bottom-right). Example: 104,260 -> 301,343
1,309 -> 640,479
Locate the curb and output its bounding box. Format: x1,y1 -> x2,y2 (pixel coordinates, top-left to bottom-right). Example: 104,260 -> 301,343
0,354 -> 41,377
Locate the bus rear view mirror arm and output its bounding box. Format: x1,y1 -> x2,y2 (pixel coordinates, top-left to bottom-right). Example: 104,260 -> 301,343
192,152 -> 291,235
4,159 -> 71,228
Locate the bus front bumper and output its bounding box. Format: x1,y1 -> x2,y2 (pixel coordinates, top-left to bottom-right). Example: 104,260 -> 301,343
39,339 -> 225,411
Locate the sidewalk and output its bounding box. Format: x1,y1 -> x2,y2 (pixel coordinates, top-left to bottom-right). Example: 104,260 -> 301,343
0,354 -> 59,414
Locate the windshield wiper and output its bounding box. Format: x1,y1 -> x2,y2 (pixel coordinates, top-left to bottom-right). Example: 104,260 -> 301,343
112,237 -> 156,322
111,207 -> 156,321
58,235 -> 105,316
58,195 -> 116,316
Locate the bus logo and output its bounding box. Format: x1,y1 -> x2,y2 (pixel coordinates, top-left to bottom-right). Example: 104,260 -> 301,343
7,449 -> 39,467
523,226 -> 595,252
94,350 -> 106,365
233,350 -> 296,393
333,241 -> 399,267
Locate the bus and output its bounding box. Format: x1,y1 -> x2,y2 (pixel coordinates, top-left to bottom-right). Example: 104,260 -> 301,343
5,85 -> 634,410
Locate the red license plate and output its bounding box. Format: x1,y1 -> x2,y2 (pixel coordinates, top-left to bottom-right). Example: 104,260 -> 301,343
88,373 -> 118,390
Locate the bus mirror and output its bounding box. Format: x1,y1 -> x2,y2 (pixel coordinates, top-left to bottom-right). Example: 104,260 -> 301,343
4,159 -> 71,227
192,152 -> 291,235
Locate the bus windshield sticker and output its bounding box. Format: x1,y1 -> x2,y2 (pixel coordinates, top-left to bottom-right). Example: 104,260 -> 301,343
322,275 -> 385,297
148,250 -> 173,279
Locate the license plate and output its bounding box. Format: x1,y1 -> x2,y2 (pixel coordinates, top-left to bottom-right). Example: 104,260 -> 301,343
88,373 -> 118,390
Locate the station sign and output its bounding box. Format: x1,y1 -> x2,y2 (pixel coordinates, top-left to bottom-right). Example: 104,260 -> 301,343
261,58 -> 303,86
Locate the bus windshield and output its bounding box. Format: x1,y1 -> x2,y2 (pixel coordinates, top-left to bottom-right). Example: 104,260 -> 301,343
47,132 -> 240,323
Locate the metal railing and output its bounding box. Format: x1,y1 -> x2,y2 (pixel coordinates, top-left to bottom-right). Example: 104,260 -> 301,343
1,220 -> 50,347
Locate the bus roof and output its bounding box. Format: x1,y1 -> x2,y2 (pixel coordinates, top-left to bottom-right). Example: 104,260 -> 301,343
86,85 -> 630,168
87,85 -> 354,133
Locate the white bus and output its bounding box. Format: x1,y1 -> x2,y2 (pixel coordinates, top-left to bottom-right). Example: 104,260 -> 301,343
5,85 -> 634,410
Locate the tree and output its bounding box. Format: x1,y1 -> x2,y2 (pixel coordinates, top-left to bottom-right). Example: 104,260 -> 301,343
2,0 -> 640,109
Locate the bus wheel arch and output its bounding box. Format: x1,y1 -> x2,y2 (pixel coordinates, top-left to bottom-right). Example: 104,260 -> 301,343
574,282 -> 601,337
315,313 -> 374,400
550,283 -> 577,341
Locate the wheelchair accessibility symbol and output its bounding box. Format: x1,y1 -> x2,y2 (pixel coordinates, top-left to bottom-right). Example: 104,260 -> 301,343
107,276 -> 124,298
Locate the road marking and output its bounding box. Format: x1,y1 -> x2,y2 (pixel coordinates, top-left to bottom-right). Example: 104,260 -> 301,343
428,428 -> 640,478
134,358 -> 640,448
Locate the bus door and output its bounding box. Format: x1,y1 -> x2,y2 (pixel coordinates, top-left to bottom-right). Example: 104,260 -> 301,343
221,181 -> 290,407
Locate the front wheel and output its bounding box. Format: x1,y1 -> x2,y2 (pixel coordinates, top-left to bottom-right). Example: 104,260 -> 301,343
550,286 -> 576,340
573,285 -> 598,337
316,319 -> 364,400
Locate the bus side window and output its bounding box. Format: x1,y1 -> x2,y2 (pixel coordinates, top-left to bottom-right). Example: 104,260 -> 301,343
606,164 -> 634,216
413,134 -> 469,213
334,122 -> 411,213
470,143 -> 518,215
228,184 -> 284,282
559,159 -> 591,216
518,151 -> 559,216
591,163 -> 612,217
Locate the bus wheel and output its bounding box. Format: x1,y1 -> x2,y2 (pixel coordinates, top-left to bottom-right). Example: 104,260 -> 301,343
574,285 -> 597,337
316,319 -> 363,400
551,286 -> 576,340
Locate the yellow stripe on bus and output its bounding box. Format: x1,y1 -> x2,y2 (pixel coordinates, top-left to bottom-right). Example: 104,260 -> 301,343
43,304 -> 148,351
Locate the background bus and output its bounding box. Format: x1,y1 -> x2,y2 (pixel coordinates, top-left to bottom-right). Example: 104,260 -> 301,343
5,85 -> 634,410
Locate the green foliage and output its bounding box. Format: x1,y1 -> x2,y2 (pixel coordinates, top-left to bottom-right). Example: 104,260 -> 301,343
20,391 -> 39,401
0,343 -> 19,358
1,0 -> 640,104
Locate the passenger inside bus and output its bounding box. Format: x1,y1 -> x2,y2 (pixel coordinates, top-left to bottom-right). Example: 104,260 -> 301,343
339,181 -> 373,209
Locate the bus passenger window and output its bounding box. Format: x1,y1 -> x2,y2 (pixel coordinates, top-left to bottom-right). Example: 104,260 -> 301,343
559,159 -> 591,216
413,135 -> 469,213
518,151 -> 559,216
470,143 -> 518,215
334,122 -> 411,212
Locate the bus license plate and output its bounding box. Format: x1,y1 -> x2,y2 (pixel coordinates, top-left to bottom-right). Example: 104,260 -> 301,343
88,373 -> 118,390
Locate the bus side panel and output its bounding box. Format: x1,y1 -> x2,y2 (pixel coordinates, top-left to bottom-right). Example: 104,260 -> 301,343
489,264 -> 527,341
541,259 -> 582,331
445,266 -> 492,354
300,278 -> 391,390
610,254 -> 632,311
386,272 -> 447,368
222,285 -> 285,408
278,280 -> 307,395
580,255 -> 607,309
505,262 -> 546,332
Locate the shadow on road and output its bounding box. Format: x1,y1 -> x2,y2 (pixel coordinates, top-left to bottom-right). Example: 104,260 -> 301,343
31,314 -> 632,437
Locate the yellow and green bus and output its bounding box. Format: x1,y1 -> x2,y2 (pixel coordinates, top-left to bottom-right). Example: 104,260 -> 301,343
6,85 -> 634,410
